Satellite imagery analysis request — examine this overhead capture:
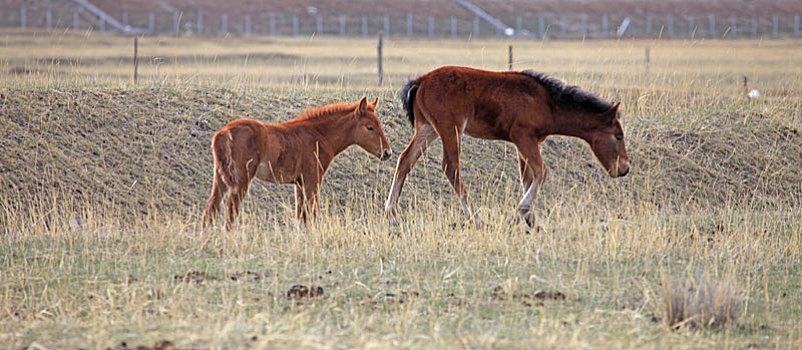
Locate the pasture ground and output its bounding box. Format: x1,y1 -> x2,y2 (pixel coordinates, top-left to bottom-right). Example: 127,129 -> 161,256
1,31 -> 801,348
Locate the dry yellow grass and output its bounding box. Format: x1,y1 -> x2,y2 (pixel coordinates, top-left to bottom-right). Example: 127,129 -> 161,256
1,30 -> 801,348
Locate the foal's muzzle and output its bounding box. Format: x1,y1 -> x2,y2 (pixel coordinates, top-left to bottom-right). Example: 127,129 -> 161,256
381,148 -> 393,161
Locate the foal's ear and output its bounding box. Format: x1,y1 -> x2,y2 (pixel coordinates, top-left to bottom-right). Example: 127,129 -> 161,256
356,97 -> 368,115
603,102 -> 620,123
371,97 -> 379,108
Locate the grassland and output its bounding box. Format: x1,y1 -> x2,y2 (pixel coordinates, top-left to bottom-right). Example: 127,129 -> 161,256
1,30 -> 802,348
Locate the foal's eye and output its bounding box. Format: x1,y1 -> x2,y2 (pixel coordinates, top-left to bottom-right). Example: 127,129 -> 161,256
615,133 -> 623,141
366,126 -> 375,131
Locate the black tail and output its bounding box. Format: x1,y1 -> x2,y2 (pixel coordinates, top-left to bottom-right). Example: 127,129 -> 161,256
401,79 -> 418,127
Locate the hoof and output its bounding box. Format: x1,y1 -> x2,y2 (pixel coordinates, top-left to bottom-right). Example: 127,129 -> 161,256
516,209 -> 537,228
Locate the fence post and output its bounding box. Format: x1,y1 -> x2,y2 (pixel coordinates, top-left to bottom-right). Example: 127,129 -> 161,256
123,12 -> 128,26
133,37 -> 138,84
581,15 -> 587,36
538,15 -> 545,37
708,14 -> 715,37
383,16 -> 390,36
773,16 -> 778,37
339,15 -> 346,36
473,17 -> 479,37
560,15 -> 566,35
174,11 -> 180,35
451,17 -> 457,38
73,11 -> 79,30
752,16 -> 757,37
46,7 -> 52,30
508,45 -> 513,70
795,15 -> 800,36
197,12 -> 203,34
602,14 -> 608,36
645,46 -> 650,76
377,32 -> 383,86
730,16 -> 737,37
20,7 -> 26,29
406,14 -> 413,37
646,15 -> 652,35
292,15 -> 298,36
667,15 -> 674,36
222,14 -> 228,34
269,14 -> 276,36
362,16 -> 368,37
149,12 -> 155,34
428,16 -> 434,37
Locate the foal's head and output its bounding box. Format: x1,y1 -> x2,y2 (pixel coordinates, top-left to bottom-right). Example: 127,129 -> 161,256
586,103 -> 630,177
352,97 -> 393,161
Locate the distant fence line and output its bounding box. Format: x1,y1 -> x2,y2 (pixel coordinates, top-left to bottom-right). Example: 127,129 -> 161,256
1,6 -> 801,39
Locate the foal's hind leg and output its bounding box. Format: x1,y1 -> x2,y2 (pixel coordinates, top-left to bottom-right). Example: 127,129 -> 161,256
225,159 -> 258,230
385,124 -> 438,224
437,126 -> 482,225
202,170 -> 228,229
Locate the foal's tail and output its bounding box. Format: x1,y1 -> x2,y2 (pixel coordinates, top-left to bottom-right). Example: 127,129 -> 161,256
401,79 -> 419,127
212,129 -> 238,189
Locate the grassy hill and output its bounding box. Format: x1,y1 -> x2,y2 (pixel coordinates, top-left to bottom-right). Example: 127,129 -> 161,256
1,35 -> 801,348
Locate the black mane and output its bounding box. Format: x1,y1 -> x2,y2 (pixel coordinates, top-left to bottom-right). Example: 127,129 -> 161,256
519,70 -> 612,114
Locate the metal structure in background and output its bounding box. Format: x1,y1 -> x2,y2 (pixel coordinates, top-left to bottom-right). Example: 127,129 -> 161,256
1,4 -> 800,40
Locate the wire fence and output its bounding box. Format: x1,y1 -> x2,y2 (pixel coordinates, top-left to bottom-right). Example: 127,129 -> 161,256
1,5 -> 800,39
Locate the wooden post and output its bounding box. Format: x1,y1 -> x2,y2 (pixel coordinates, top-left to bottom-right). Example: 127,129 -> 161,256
667,15 -> 674,36
709,14 -> 716,37
773,16 -> 778,37
197,12 -> 203,34
148,12 -> 155,34
362,16 -> 368,37
46,7 -> 52,30
508,45 -> 513,70
645,46 -> 650,76
269,14 -> 276,36
222,14 -> 228,35
133,37 -> 139,84
173,11 -> 180,35
602,14 -> 608,36
377,32 -> 383,86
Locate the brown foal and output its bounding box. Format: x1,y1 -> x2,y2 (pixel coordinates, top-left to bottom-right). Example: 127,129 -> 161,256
385,66 -> 630,227
203,97 -> 392,229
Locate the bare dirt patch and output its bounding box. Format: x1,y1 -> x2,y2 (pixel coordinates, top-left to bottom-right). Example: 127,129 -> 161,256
491,286 -> 567,306
173,271 -> 211,284
286,285 -> 324,299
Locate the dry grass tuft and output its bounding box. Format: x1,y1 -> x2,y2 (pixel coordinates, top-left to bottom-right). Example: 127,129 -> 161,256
661,272 -> 745,330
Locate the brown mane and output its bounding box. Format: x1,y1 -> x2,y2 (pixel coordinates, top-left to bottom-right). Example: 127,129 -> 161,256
295,102 -> 358,121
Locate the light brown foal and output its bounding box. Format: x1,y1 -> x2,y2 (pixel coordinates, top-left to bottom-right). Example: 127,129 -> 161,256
203,97 -> 392,229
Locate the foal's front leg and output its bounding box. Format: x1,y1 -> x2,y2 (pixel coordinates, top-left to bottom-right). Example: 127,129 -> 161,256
295,180 -> 321,224
513,139 -> 547,228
